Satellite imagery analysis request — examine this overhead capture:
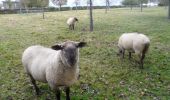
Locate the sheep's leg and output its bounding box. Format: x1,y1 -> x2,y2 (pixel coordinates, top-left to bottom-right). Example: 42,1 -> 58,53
48,83 -> 60,100
78,74 -> 80,80
72,24 -> 75,30
29,74 -> 40,95
69,25 -> 71,30
65,87 -> 70,100
55,88 -> 60,100
71,25 -> 73,30
70,25 -> 73,30
140,53 -> 145,69
122,50 -> 125,59
129,52 -> 132,60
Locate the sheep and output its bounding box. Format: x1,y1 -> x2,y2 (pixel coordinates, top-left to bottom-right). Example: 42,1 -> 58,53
117,33 -> 150,68
22,41 -> 86,100
67,17 -> 78,30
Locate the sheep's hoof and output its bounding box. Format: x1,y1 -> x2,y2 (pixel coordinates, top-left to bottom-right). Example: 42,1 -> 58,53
129,58 -> 133,61
117,53 -> 120,56
140,66 -> 144,69
35,92 -> 40,96
78,75 -> 80,80
35,89 -> 41,96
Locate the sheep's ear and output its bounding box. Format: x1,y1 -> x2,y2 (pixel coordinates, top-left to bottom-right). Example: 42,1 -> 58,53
77,42 -> 86,48
51,44 -> 63,50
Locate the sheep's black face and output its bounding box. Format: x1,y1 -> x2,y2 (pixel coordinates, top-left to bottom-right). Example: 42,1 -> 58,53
74,18 -> 78,22
51,41 -> 86,67
117,48 -> 122,56
63,45 -> 77,66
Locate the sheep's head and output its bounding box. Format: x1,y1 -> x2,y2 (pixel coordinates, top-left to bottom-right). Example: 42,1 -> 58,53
117,48 -> 122,56
52,41 -> 86,67
74,17 -> 78,22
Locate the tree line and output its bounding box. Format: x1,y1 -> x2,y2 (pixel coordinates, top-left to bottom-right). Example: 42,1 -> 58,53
6,0 -> 67,9
122,0 -> 157,11
122,0 -> 169,7
19,0 -> 49,8
122,0 -> 170,18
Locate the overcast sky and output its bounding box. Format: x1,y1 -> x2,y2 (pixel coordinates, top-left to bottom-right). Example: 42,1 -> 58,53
0,0 -> 123,6
50,0 -> 123,7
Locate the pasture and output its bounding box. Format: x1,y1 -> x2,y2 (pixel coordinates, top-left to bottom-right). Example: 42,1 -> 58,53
0,7 -> 170,99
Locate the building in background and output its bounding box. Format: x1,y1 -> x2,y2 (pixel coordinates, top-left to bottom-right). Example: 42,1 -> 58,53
2,1 -> 20,9
0,0 -> 20,9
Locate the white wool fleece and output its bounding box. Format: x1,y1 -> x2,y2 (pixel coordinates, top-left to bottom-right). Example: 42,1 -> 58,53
22,45 -> 79,89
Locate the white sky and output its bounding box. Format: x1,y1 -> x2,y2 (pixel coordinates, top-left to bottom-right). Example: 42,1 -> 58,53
0,0 -> 123,6
50,0 -> 123,7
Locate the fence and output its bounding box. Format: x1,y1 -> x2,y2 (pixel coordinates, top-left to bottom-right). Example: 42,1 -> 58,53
0,6 -> 123,14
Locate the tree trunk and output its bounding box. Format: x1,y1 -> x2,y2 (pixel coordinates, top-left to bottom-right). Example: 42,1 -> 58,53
107,0 -> 110,10
105,1 -> 110,13
20,8 -> 22,14
130,4 -> 132,10
26,7 -> 29,13
42,7 -> 44,19
89,0 -> 93,31
105,0 -> 108,13
87,3 -> 89,10
168,0 -> 170,19
140,1 -> 143,12
59,4 -> 61,11
76,4 -> 78,12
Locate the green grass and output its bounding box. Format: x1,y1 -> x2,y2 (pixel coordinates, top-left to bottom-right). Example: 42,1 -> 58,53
0,7 -> 170,99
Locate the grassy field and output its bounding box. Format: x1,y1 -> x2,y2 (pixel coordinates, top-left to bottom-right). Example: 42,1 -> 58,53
0,7 -> 170,99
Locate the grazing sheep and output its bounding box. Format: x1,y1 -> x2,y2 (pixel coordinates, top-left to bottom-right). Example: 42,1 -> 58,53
117,33 -> 150,68
22,41 -> 86,100
67,17 -> 78,30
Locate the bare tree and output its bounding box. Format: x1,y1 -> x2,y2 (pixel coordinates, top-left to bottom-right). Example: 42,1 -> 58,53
105,0 -> 115,13
159,0 -> 168,6
122,0 -> 138,10
87,0 -> 90,10
105,0 -> 110,13
20,0 -> 29,9
20,0 -> 30,13
74,0 -> 80,11
89,0 -> 93,31
158,0 -> 170,19
37,0 -> 49,19
138,0 -> 148,12
20,0 -> 48,18
52,0 -> 67,11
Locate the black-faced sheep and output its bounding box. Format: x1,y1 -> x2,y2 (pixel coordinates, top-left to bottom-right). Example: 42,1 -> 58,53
67,17 -> 78,30
22,41 -> 86,100
117,33 -> 150,68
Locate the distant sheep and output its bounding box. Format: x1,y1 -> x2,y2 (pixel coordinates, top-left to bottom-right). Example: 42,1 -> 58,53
22,41 -> 86,100
117,33 -> 150,68
67,17 -> 78,30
